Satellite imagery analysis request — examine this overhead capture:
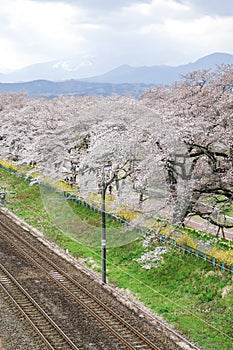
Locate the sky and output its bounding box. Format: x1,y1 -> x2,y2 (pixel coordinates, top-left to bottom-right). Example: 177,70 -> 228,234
0,0 -> 233,73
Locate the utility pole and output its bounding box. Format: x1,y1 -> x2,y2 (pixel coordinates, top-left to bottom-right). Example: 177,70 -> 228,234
101,162 -> 112,285
101,170 -> 107,284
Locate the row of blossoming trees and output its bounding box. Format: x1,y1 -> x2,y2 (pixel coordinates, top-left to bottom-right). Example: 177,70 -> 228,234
0,64 -> 232,233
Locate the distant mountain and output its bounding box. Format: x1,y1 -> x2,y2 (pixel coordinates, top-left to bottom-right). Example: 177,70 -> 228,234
190,52 -> 233,69
0,57 -> 112,83
0,80 -> 153,99
0,52 -> 232,85
0,52 -> 232,98
85,53 -> 233,85
85,64 -> 176,84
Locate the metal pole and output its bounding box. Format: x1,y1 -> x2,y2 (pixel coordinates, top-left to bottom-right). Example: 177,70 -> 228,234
101,174 -> 107,285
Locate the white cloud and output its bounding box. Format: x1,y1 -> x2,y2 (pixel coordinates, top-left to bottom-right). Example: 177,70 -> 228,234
163,15 -> 233,61
185,0 -> 233,16
0,0 -> 232,72
31,0 -> 152,11
0,0 -> 86,69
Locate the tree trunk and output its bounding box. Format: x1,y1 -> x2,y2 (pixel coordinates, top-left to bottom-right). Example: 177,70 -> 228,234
172,179 -> 193,226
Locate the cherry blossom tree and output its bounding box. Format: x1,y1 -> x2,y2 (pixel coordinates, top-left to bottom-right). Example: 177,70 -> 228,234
140,64 -> 233,232
1,64 -> 232,235
68,98 -> 155,204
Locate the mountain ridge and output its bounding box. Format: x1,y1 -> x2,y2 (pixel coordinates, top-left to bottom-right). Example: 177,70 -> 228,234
0,79 -> 154,98
0,52 -> 232,84
84,52 -> 233,84
0,52 -> 232,98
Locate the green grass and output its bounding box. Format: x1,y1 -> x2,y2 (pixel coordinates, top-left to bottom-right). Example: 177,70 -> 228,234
1,168 -> 233,350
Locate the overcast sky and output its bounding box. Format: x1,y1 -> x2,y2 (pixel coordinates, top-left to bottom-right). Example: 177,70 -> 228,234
0,0 -> 233,73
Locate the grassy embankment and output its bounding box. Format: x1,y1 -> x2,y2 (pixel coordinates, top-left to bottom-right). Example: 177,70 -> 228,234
0,167 -> 232,350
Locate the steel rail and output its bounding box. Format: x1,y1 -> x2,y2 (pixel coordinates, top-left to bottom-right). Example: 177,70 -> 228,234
1,209 -> 202,350
0,219 -> 162,350
0,261 -> 80,350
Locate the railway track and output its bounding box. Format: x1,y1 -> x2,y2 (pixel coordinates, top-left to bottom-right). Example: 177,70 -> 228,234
0,216 -> 165,349
0,261 -> 80,350
0,210 -> 200,349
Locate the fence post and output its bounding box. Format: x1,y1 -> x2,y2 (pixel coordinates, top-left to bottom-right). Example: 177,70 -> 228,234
212,257 -> 216,267
195,249 -> 199,259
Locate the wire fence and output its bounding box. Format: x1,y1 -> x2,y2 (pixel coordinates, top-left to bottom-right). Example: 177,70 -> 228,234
154,231 -> 233,274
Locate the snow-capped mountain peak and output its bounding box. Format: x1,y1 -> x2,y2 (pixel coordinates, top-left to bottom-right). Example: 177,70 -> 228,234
53,60 -> 93,72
